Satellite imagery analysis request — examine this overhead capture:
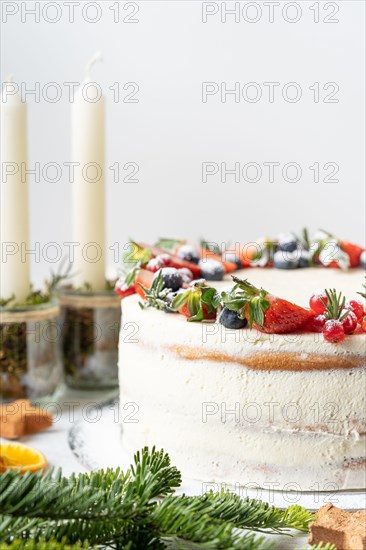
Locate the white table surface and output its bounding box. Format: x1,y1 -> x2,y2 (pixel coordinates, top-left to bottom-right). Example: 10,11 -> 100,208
10,386 -> 118,476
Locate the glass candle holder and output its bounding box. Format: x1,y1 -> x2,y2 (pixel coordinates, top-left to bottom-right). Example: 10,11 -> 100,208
59,290 -> 121,390
0,300 -> 62,403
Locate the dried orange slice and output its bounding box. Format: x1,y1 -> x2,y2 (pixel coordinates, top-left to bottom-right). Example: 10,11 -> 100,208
0,442 -> 47,473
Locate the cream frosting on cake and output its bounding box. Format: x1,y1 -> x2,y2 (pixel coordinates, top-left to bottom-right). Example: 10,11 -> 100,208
118,268 -> 366,490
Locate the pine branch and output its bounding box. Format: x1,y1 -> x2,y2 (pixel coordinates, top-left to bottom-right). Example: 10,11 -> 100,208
0,539 -> 91,550
0,448 -> 312,550
0,448 -> 180,523
150,494 -> 312,539
149,495 -> 272,549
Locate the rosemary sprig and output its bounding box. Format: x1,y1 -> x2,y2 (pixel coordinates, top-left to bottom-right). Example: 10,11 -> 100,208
0,259 -> 73,308
321,289 -> 349,321
200,238 -> 222,255
0,295 -> 15,308
138,270 -> 171,311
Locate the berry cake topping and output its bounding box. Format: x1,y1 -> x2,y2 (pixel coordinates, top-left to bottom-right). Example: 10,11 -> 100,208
114,234 -> 365,344
198,259 -> 225,281
273,250 -> 299,270
219,307 -> 248,330
127,265 -> 365,343
171,280 -> 220,322
137,269 -> 174,311
309,291 -> 328,314
222,276 -> 312,334
156,267 -> 184,292
177,244 -> 200,264
115,230 -> 364,300
310,287 -> 366,342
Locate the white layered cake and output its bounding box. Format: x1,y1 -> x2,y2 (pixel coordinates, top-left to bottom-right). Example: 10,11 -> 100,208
118,267 -> 366,490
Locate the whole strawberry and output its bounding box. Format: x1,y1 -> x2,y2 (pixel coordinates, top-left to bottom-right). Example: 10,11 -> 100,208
221,276 -> 312,334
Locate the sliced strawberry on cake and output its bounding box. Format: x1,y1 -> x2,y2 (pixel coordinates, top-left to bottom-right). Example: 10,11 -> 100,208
222,276 -> 312,333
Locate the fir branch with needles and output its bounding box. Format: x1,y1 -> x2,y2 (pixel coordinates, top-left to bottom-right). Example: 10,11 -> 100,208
0,541 -> 92,550
0,447 -> 314,550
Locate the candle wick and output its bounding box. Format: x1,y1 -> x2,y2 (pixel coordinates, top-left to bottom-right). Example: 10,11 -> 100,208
85,51 -> 103,81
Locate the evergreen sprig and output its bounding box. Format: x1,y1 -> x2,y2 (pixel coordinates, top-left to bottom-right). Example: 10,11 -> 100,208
0,541 -> 91,550
0,447 -> 314,550
138,270 -> 172,311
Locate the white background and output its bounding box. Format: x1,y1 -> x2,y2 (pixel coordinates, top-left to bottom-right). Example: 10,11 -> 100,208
1,0 -> 365,285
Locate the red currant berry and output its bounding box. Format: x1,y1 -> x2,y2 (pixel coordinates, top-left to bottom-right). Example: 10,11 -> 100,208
311,314 -> 327,332
309,291 -> 328,314
342,311 -> 358,334
345,299 -> 364,321
146,257 -> 164,272
322,320 -> 345,343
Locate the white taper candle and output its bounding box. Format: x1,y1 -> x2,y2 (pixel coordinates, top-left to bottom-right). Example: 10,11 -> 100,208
0,78 -> 30,302
71,53 -> 106,291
